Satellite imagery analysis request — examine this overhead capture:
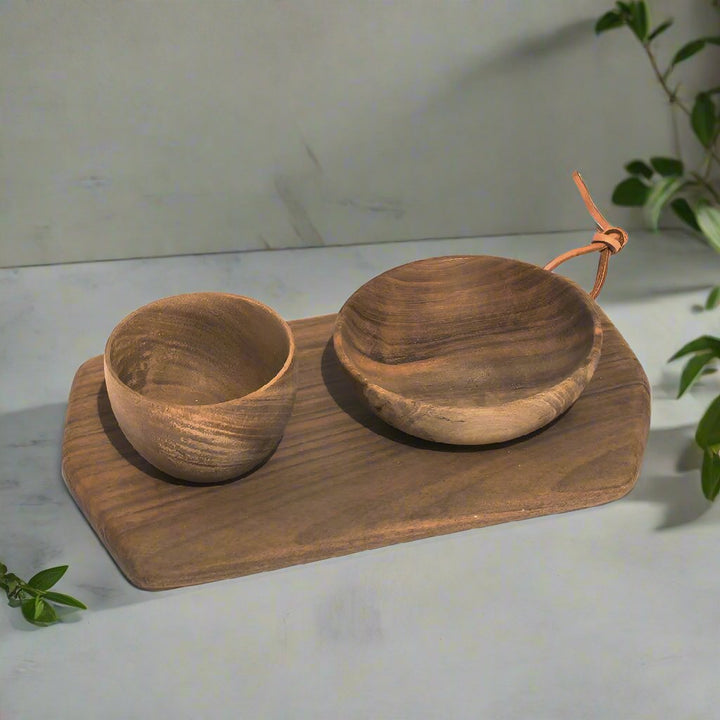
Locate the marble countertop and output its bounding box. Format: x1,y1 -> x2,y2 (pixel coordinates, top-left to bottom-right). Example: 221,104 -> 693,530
1,230 -> 719,719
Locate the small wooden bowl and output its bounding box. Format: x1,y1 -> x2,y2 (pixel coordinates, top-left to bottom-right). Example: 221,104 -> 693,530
104,292 -> 297,483
333,256 -> 603,444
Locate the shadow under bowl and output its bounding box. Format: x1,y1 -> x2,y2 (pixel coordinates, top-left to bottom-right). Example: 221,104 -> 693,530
333,255 -> 602,444
104,292 -> 297,483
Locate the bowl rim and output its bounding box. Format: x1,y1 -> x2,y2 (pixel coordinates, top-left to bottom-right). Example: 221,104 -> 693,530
104,291 -> 296,408
332,254 -> 603,412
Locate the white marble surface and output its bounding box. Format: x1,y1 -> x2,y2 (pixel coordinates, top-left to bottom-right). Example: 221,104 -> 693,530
1,231 -> 720,719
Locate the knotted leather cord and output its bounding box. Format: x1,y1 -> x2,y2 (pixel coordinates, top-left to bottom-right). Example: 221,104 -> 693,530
544,171 -> 628,299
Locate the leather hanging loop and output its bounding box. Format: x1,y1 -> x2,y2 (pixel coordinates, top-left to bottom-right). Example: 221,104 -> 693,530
544,172 -> 628,299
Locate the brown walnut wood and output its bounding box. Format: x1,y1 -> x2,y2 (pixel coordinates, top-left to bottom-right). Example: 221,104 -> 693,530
104,292 -> 297,482
334,256 -> 603,444
62,313 -> 650,591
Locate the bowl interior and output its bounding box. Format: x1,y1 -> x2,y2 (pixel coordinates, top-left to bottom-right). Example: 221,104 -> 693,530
336,256 -> 600,407
106,293 -> 292,406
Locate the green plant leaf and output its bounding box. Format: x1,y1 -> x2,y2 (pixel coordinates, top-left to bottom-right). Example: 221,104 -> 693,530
27,565 -> 68,591
668,198 -> 697,236
670,198 -> 701,231
596,10 -> 625,34
648,19 -> 673,41
701,448 -> 720,500
691,93 -> 717,147
615,1 -> 632,13
35,600 -> 58,625
669,335 -> 720,361
696,395 -> 720,448
650,156 -> 683,176
43,591 -> 87,610
644,177 -> 685,229
678,352 -> 716,397
21,598 -> 36,623
20,597 -> 58,626
696,199 -> 720,252
32,595 -> 44,619
628,0 -> 649,41
625,160 -> 654,179
612,177 -> 650,206
672,39 -> 707,66
702,368 -> 718,375
0,562 -> 6,577
706,286 -> 720,310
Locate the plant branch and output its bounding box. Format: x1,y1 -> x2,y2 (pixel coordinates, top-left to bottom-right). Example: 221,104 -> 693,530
670,100 -> 684,164
691,172 -> 720,202
644,43 -> 681,104
1,561 -> 86,626
706,126 -> 720,180
643,43 -> 720,167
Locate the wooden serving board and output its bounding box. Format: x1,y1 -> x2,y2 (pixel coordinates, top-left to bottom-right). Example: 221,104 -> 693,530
62,312 -> 650,590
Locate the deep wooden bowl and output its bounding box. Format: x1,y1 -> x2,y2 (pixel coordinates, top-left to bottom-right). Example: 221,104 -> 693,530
333,255 -> 603,444
104,292 -> 297,483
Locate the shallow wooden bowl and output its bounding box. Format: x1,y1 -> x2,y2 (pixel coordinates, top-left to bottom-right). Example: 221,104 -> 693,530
333,255 -> 603,444
104,292 -> 297,483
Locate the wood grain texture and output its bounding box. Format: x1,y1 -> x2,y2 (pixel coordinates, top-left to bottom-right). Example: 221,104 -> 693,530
62,312 -> 650,591
104,292 -> 297,482
334,256 -> 603,444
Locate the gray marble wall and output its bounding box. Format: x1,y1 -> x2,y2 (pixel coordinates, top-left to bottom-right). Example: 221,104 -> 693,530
2,0 -> 716,266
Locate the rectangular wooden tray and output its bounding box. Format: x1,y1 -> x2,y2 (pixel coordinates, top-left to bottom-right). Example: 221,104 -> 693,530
62,312 -> 650,590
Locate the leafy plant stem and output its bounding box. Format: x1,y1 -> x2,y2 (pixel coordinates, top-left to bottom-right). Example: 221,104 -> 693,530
644,42 -> 720,166
600,1 -> 720,500
0,561 -> 86,627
